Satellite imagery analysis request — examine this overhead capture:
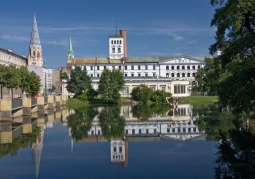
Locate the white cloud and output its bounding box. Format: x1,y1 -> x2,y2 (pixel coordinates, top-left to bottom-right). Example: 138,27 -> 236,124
0,35 -> 29,42
186,39 -> 198,44
42,40 -> 68,46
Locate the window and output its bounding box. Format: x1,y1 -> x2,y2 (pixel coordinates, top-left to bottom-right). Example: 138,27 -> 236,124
111,40 -> 113,44
153,65 -> 156,70
171,66 -> 174,70
177,66 -> 180,70
166,66 -> 169,70
192,65 -> 195,69
166,73 -> 169,77
193,73 -> 196,77
90,66 -> 93,70
154,129 -> 156,133
112,66 -> 115,69
187,66 -> 190,69
131,74 -> 134,77
138,65 -> 141,70
131,66 -> 134,70
118,48 -> 121,53
90,74 -> 93,77
198,65 -> 200,69
117,40 -> 119,44
150,86 -> 156,91
182,73 -> 185,77
145,65 -> 148,70
119,66 -> 121,70
114,40 -> 116,44
153,73 -> 156,76
125,66 -> 127,70
97,66 -> 99,70
161,86 -> 166,91
177,73 -> 180,77
171,73 -> 175,77
145,73 -> 148,77
126,130 -> 128,134
187,73 -> 190,77
125,74 -> 127,77
119,146 -> 122,152
132,129 -> 135,134
114,147 -> 116,152
97,74 -> 100,77
120,40 -> 122,44
174,84 -> 186,94
167,128 -> 170,133
112,48 -> 115,53
182,66 -> 185,69
104,66 -> 106,69
139,129 -> 141,134
138,73 -> 141,76
146,129 -> 149,134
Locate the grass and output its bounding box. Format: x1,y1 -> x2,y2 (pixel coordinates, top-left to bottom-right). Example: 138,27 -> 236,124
179,96 -> 218,103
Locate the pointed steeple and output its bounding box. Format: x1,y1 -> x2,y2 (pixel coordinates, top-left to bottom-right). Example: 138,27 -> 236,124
67,37 -> 74,64
28,13 -> 43,67
68,37 -> 74,56
30,14 -> 41,45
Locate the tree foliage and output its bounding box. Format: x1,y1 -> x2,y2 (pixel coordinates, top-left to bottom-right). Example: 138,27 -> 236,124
66,66 -> 91,97
19,66 -> 31,93
0,65 -> 8,99
27,71 -> 41,96
207,0 -> 255,115
60,72 -> 69,80
130,84 -> 153,104
98,68 -> 125,104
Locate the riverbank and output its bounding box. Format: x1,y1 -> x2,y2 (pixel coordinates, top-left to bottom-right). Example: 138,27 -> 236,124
67,96 -> 218,108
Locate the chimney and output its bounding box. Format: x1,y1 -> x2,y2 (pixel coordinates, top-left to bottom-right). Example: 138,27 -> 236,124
120,29 -> 127,58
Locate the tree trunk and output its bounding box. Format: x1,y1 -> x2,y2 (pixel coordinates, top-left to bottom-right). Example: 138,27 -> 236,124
0,85 -> 2,99
11,88 -> 13,99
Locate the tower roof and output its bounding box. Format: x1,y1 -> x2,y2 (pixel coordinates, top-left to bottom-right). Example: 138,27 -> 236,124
68,37 -> 74,55
30,14 -> 41,45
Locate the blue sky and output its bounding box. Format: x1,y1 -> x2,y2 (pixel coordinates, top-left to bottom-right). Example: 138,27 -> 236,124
0,0 -> 216,69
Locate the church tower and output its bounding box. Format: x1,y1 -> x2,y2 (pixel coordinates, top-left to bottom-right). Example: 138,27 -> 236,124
28,14 -> 43,67
67,37 -> 74,64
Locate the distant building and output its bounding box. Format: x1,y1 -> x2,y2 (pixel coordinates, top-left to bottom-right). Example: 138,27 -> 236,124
66,29 -> 205,97
0,47 -> 27,67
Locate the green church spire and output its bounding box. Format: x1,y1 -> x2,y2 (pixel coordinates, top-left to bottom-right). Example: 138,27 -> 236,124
68,37 -> 74,56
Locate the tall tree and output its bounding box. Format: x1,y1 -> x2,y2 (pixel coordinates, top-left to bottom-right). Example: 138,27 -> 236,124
6,65 -> 20,99
27,71 -> 41,96
0,65 -> 8,99
66,66 -> 91,97
209,0 -> 255,114
18,66 -> 30,94
98,68 -> 125,103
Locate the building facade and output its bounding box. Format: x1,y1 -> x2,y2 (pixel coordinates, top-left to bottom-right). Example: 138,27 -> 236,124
66,30 -> 205,97
0,48 -> 27,67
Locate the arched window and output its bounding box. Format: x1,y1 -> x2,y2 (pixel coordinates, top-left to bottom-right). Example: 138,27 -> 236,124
171,66 -> 174,70
198,65 -> 200,69
177,73 -> 180,77
114,40 -> 116,44
166,66 -> 169,70
171,73 -> 174,77
193,73 -> 196,77
177,66 -> 180,70
117,40 -> 119,44
111,40 -> 113,44
187,66 -> 190,70
120,40 -> 122,44
192,65 -> 195,69
187,73 -> 190,77
182,66 -> 185,70
182,73 -> 185,77
166,73 -> 169,77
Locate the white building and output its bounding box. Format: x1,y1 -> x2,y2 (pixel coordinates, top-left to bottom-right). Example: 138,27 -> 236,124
66,30 -> 205,97
0,48 -> 27,67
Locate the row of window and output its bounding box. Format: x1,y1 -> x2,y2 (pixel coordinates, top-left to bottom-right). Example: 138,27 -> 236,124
0,53 -> 26,66
111,40 -> 122,45
125,128 -> 198,134
111,47 -> 121,53
85,65 -> 200,70
89,72 -> 196,78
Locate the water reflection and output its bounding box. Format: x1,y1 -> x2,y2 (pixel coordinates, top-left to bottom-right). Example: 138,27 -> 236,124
1,104 -> 254,178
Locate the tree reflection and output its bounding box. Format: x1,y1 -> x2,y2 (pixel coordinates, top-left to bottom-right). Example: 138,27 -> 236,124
215,121 -> 255,179
131,104 -> 169,121
0,127 -> 41,159
98,105 -> 125,140
67,107 -> 98,140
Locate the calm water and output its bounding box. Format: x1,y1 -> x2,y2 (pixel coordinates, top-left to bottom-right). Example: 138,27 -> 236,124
0,104 -> 253,179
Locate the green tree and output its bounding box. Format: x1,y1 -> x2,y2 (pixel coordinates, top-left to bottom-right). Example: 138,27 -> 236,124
27,71 -> 41,96
130,84 -> 153,104
18,66 -> 30,93
150,90 -> 171,104
66,66 -> 91,97
60,72 -> 69,80
98,68 -> 125,103
0,65 -> 8,99
209,0 -> 255,115
6,65 -> 20,99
